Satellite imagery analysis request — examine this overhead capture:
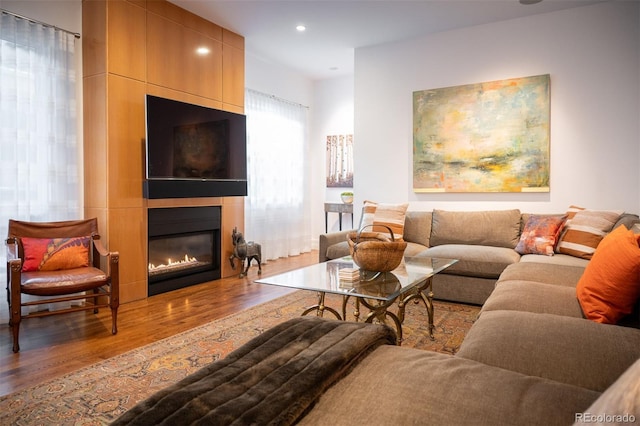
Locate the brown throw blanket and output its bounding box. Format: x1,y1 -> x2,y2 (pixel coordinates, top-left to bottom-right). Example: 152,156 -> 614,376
112,316 -> 396,425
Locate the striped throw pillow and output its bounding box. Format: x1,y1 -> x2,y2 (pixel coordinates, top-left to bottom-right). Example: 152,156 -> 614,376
359,200 -> 409,241
556,206 -> 623,259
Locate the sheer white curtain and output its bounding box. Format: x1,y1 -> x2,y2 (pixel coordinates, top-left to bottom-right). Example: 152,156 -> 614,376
245,89 -> 312,261
0,12 -> 79,275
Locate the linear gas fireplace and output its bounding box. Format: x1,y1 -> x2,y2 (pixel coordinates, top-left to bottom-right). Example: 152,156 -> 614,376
148,206 -> 221,296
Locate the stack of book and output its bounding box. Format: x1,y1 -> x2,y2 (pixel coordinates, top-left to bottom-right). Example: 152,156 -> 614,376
338,267 -> 360,283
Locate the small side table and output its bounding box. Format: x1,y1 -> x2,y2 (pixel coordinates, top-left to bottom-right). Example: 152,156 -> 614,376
324,202 -> 354,233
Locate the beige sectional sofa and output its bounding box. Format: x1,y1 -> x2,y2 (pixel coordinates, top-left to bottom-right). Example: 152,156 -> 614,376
120,259 -> 640,424
304,209 -> 640,424
119,208 -> 640,425
319,208 -> 638,304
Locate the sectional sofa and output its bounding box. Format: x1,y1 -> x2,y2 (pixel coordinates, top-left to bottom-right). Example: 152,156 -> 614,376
300,214 -> 640,424
116,208 -> 640,425
319,207 -> 639,304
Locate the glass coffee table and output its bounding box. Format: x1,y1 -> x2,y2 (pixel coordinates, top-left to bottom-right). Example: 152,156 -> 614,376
255,256 -> 457,345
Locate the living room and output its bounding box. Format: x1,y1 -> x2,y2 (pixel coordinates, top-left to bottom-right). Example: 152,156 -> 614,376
3,0 -> 637,245
0,0 -> 639,423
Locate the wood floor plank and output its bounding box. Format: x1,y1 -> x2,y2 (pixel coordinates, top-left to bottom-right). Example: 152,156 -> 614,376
0,251 -> 318,397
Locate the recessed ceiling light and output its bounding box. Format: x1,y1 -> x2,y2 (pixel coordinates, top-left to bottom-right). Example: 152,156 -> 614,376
329,67 -> 338,71
296,25 -> 306,32
196,47 -> 210,55
520,0 -> 543,4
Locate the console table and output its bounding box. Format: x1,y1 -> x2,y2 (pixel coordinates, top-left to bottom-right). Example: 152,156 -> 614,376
324,202 -> 354,232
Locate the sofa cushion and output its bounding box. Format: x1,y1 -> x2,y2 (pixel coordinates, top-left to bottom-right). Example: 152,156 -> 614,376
431,274 -> 496,305
299,346 -> 600,426
515,214 -> 566,256
325,240 -> 350,260
519,253 -> 589,267
404,241 -> 429,257
481,281 -> 584,318
360,201 -> 409,240
575,358 -> 640,425
497,262 -> 584,287
457,310 -> 640,392
419,244 -> 520,279
576,225 -> 640,324
402,210 -> 432,247
615,212 -> 640,231
556,207 -> 623,259
430,209 -> 521,248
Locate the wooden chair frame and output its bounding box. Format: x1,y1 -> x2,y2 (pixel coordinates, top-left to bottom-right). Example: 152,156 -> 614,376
5,218 -> 119,352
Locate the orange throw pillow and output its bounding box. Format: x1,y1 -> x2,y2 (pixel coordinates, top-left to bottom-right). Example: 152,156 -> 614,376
22,236 -> 91,272
576,226 -> 640,324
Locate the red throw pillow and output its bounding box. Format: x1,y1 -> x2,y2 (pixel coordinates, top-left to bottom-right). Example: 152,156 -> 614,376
21,236 -> 91,272
515,215 -> 566,256
576,226 -> 640,324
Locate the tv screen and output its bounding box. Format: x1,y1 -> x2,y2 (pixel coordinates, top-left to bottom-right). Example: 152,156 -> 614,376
144,95 -> 248,198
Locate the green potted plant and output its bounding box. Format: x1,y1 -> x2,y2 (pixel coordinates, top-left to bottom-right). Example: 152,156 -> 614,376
340,191 -> 353,204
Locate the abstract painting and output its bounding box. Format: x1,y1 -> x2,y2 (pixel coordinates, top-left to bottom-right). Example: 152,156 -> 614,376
326,134 -> 353,187
413,74 -> 550,192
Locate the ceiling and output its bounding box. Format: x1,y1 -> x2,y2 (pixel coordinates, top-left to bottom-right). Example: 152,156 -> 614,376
170,0 -> 603,80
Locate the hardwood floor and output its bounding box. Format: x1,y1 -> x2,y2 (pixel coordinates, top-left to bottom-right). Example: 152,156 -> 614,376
0,251 -> 318,397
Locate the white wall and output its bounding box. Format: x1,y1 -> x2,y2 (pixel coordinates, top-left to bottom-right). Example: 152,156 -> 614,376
314,76 -> 355,235
354,1 -> 640,218
245,51 -> 314,107
0,0 -> 81,32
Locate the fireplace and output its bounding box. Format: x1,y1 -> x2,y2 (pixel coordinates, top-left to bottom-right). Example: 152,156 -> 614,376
148,206 -> 221,296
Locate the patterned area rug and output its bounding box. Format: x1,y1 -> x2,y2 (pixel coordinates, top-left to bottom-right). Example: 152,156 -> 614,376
0,291 -> 480,425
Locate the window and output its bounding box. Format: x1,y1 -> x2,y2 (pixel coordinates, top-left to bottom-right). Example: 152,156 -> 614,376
244,89 -> 312,260
0,12 -> 79,275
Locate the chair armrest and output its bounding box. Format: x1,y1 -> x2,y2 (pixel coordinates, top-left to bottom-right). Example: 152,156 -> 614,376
92,237 -> 120,275
318,229 -> 354,262
6,237 -> 18,261
93,237 -> 110,258
7,258 -> 22,273
93,237 -> 120,310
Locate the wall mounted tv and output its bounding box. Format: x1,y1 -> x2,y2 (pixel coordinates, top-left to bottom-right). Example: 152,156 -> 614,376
143,94 -> 248,199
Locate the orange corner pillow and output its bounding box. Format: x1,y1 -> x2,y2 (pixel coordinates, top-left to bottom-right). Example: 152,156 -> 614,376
576,225 -> 640,324
515,215 -> 566,256
359,200 -> 409,241
21,236 -> 91,272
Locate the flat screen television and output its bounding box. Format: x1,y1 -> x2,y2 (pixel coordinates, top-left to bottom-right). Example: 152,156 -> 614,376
143,95 -> 248,199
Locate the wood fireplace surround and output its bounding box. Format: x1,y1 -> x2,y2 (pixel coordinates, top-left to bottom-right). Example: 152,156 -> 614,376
82,0 -> 245,303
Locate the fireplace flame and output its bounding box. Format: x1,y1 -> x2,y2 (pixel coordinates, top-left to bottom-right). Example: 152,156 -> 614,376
149,254 -> 199,274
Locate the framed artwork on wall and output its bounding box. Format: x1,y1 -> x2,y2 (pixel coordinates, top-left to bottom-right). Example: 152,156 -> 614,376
326,134 -> 354,188
413,74 -> 550,193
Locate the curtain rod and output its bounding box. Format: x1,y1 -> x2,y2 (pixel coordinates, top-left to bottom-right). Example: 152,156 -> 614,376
247,88 -> 309,109
1,8 -> 81,39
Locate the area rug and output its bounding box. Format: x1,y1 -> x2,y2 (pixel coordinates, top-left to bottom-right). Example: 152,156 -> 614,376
0,291 -> 480,425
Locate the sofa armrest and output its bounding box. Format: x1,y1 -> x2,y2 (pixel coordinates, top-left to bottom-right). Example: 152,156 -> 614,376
318,229 -> 354,262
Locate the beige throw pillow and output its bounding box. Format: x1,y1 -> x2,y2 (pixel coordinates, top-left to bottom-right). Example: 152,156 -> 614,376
556,206 -> 623,260
359,200 -> 409,241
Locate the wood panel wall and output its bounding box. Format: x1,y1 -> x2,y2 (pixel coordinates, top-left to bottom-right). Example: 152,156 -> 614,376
82,0 -> 245,303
